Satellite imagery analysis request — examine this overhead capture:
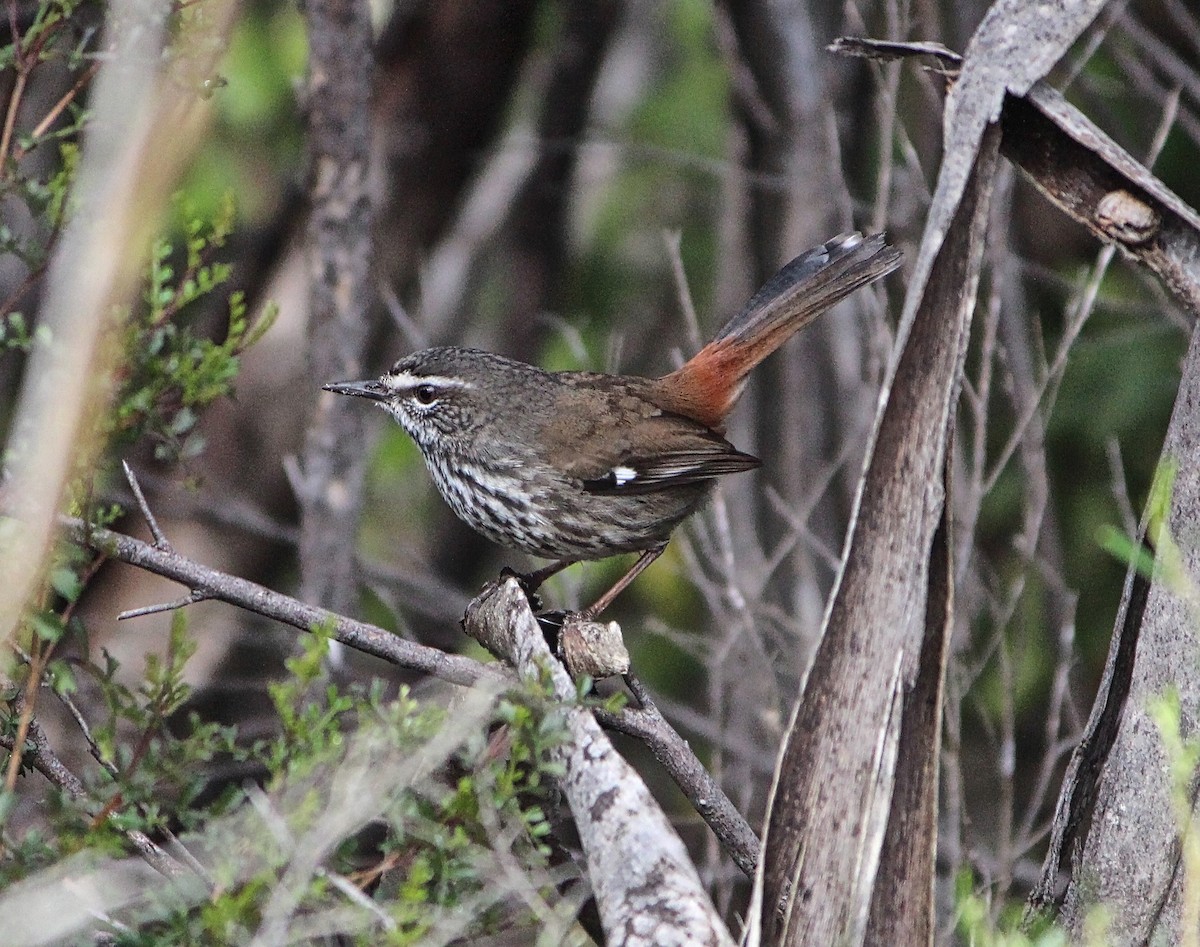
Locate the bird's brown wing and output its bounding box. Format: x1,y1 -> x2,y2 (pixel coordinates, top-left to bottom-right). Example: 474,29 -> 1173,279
577,447 -> 761,495
539,375 -> 761,496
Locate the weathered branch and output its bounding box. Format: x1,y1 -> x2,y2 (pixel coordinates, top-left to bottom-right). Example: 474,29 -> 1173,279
834,34 -> 1200,319
835,25 -> 1200,939
1002,84 -> 1200,318
865,460 -> 955,944
1049,321 -> 1200,942
295,0 -> 376,616
756,2 -> 1111,942
464,578 -> 736,947
759,125 -> 998,946
598,679 -> 761,879
67,516 -> 494,688
64,514 -> 760,876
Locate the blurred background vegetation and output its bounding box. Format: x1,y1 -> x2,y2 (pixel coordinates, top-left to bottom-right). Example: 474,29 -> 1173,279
1,0 -> 1198,940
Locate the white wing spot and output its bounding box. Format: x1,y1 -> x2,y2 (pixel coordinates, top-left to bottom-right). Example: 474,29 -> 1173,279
612,465 -> 637,486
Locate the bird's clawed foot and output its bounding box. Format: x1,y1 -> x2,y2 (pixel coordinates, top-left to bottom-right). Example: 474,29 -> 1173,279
495,544 -> 669,624
501,558 -> 578,613
489,545 -> 667,677
499,566 -> 544,611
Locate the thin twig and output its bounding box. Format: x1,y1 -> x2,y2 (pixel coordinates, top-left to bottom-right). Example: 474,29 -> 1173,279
315,867 -> 398,932
1015,599 -> 1079,850
1106,438 -> 1139,537
596,691 -> 760,878
981,244 -> 1115,496
118,589 -> 209,621
0,1 -> 29,175
623,671 -> 658,712
64,514 -> 496,687
9,639 -> 118,777
122,461 -> 170,550
10,638 -> 220,887
0,719 -> 189,880
378,279 -> 429,350
8,638 -> 211,889
664,229 -> 703,352
15,59 -> 102,157
4,661 -> 44,793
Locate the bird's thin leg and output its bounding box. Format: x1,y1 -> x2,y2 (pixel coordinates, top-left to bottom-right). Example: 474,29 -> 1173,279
579,543 -> 668,620
516,558 -> 578,593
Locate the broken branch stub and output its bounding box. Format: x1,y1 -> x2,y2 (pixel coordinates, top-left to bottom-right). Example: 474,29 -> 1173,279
463,580 -> 735,947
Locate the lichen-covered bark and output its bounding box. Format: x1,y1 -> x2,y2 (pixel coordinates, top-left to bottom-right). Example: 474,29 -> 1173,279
464,580 -> 735,947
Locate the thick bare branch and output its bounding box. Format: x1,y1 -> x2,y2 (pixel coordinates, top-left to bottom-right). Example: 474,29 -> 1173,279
865,462 -> 955,945
296,0 -> 376,615
756,2 -> 1111,941
836,34 -> 1200,318
836,23 -> 1200,938
759,126 -> 998,945
464,578 -> 736,947
1050,322 -> 1200,942
1000,83 -> 1200,317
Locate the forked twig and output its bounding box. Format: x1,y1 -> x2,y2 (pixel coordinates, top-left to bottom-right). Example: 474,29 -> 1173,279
118,590 -> 209,621
122,461 -> 170,550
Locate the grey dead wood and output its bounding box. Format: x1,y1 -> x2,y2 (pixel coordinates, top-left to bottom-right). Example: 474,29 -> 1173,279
1025,534 -> 1151,920
295,0 -> 376,616
753,2 -> 1110,943
1050,327 -> 1200,942
999,83 -> 1200,318
836,24 -> 1200,940
66,515 -> 496,688
603,679 -> 762,880
850,13 -> 1200,943
464,578 -> 736,947
865,460 -> 955,945
756,127 -> 998,946
835,37 -> 1200,322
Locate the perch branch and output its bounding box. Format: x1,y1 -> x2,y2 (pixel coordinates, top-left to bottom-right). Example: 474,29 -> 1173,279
62,515 -> 761,876
463,578 -> 736,946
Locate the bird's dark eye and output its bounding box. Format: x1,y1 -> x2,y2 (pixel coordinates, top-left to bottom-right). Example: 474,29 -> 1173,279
413,384 -> 438,405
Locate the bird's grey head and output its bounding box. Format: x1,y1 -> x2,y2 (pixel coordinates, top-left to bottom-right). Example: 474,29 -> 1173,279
323,347 -> 543,454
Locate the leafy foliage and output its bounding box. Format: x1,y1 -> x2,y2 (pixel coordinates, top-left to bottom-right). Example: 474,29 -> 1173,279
3,626 -> 575,942
110,192 -> 277,464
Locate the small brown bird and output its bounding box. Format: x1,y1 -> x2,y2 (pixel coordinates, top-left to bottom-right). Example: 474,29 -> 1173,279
326,232 -> 900,616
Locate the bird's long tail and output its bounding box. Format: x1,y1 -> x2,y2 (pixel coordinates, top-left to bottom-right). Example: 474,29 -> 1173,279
654,232 -> 902,430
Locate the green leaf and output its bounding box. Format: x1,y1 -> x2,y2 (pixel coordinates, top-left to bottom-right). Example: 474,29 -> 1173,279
1097,525 -> 1156,578
45,659 -> 77,697
49,566 -> 83,602
30,611 -> 65,643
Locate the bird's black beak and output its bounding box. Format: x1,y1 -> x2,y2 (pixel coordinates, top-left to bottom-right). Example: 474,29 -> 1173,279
323,379 -> 390,402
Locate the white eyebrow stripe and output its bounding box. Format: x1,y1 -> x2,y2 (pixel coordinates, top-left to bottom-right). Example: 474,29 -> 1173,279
383,372 -> 475,392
